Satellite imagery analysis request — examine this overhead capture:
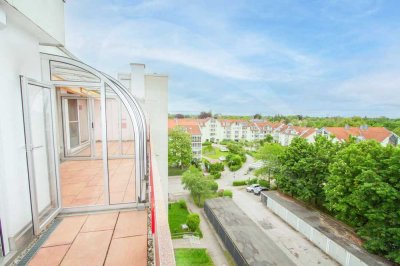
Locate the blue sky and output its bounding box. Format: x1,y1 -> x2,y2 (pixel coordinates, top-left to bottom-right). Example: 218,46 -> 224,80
65,0 -> 400,117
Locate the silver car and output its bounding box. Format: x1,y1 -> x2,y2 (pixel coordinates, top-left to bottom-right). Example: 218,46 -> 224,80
246,184 -> 260,192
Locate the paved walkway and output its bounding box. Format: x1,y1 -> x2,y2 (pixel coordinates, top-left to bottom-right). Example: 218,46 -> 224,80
169,182 -> 229,266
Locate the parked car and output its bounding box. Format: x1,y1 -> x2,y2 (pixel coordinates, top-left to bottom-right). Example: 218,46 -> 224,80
246,184 -> 260,192
253,186 -> 268,195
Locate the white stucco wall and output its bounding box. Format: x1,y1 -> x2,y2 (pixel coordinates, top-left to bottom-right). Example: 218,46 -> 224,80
0,15 -> 41,242
4,0 -> 65,44
145,75 -> 169,203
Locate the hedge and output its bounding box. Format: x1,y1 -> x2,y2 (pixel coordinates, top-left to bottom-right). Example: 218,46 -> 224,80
232,180 -> 247,186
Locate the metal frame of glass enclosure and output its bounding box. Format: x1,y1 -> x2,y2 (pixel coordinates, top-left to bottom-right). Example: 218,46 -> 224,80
40,53 -> 148,214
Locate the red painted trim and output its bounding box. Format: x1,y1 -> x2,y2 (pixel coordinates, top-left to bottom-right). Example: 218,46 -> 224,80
150,157 -> 155,234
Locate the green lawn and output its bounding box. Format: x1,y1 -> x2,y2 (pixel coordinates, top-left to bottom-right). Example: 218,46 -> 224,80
175,248 -> 214,266
202,147 -> 228,160
168,167 -> 188,176
168,202 -> 190,238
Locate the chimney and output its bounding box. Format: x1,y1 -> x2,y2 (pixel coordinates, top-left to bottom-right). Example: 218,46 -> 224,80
130,63 -> 145,103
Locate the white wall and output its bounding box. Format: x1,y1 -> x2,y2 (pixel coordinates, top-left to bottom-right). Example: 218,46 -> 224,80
0,15 -> 41,243
145,75 -> 168,203
4,0 -> 65,44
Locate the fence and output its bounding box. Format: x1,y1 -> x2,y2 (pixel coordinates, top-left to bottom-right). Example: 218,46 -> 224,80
204,201 -> 248,266
261,193 -> 369,266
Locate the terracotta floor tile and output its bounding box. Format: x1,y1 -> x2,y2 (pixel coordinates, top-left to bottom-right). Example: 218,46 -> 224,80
113,211 -> 147,238
60,230 -> 113,266
62,182 -> 86,196
109,192 -> 124,204
43,216 -> 87,247
71,196 -> 101,206
81,212 -> 119,232
104,235 -> 147,266
28,245 -> 70,266
75,188 -> 103,199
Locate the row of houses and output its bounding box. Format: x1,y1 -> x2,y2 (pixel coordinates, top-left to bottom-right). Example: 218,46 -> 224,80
168,118 -> 399,159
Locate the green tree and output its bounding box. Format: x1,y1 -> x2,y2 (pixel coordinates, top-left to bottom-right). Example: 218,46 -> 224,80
181,166 -> 214,205
254,142 -> 284,185
253,113 -> 262,119
325,142 -> 400,262
186,213 -> 200,232
226,154 -> 242,171
227,142 -> 246,162
276,136 -> 338,207
168,127 -> 193,168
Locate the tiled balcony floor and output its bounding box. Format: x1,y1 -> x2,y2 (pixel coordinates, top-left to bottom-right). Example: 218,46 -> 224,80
60,158 -> 136,208
74,141 -> 135,157
28,210 -> 148,266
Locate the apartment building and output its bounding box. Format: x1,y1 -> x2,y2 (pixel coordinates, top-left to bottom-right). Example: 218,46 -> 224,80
0,1 -> 173,265
170,118 -> 398,148
168,119 -> 202,160
319,126 -> 399,146
275,125 -> 317,146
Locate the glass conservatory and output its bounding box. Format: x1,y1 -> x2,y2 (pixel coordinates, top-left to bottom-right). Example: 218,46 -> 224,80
21,53 -> 148,235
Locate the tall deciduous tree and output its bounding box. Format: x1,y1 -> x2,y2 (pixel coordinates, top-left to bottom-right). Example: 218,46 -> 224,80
325,141 -> 400,263
253,113 -> 262,119
254,142 -> 284,184
198,111 -> 212,119
276,136 -> 338,207
181,166 -> 214,205
168,127 -> 193,168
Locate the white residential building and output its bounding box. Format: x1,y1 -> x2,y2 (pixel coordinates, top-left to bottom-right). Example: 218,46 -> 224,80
168,119 -> 202,160
318,126 -> 399,146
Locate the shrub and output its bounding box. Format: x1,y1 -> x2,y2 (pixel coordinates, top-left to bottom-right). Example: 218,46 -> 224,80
217,189 -> 224,197
258,179 -> 269,188
210,162 -> 224,172
220,139 -> 232,145
229,164 -> 241,171
210,181 -> 219,192
203,159 -> 211,171
186,213 -> 200,231
195,227 -> 203,238
210,171 -> 221,179
178,199 -> 187,209
223,190 -> 233,198
232,180 -> 247,186
246,178 -> 259,185
202,141 -> 212,146
203,145 -> 214,153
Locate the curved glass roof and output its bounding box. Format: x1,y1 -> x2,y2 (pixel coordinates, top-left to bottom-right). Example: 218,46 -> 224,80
41,53 -> 148,202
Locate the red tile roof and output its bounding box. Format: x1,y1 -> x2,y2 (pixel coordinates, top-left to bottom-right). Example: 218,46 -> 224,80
324,127 -> 392,142
168,119 -> 201,135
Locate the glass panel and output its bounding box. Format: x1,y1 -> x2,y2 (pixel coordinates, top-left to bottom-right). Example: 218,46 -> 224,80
69,122 -> 79,148
67,99 -> 78,120
105,97 -> 121,156
28,84 -> 58,225
78,99 -> 89,142
105,85 -> 136,204
121,105 -> 135,155
63,98 -> 92,157
50,61 -> 100,83
59,87 -> 105,208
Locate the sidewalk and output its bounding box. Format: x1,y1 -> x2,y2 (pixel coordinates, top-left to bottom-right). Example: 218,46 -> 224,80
171,192 -> 230,266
